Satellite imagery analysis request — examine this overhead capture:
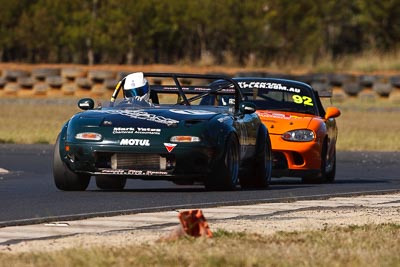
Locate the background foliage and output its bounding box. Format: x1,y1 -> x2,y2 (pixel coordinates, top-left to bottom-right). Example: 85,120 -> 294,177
1,0 -> 400,66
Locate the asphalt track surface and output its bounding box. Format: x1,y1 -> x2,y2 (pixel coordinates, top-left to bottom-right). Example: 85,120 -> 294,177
0,144 -> 399,227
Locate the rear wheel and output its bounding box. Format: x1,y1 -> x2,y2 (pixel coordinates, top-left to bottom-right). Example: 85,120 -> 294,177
53,135 -> 90,191
96,176 -> 126,190
205,134 -> 239,191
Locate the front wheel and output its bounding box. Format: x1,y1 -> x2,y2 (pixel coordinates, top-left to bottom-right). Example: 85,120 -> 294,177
302,141 -> 335,184
205,134 -> 239,191
324,148 -> 336,183
95,176 -> 127,190
240,129 -> 272,189
53,135 -> 90,191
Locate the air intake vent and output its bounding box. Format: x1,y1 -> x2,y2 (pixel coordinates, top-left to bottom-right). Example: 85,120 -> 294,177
112,153 -> 162,170
184,120 -> 204,126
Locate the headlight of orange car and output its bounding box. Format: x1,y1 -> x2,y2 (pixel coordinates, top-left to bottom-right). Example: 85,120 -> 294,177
282,129 -> 315,142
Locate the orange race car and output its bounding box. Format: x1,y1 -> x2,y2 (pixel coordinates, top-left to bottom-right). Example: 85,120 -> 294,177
232,78 -> 341,183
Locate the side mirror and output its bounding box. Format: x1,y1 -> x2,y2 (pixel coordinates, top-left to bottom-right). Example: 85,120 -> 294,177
240,102 -> 256,114
78,98 -> 95,110
325,107 -> 341,119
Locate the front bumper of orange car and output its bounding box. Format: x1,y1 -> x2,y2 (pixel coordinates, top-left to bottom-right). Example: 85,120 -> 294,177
270,134 -> 322,178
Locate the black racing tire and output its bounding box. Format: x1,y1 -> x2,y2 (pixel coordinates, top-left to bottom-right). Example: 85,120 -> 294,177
75,77 -> 93,89
46,76 -> 64,88
343,81 -> 362,96
61,68 -> 86,80
325,148 -> 336,183
359,75 -> 377,87
95,176 -> 126,190
234,71 -> 267,78
4,83 -> 20,94
373,82 -> 393,97
104,78 -> 118,89
3,69 -> 30,82
302,141 -> 326,184
205,134 -> 240,191
390,75 -> 400,87
53,135 -> 90,191
240,128 -> 272,189
87,70 -> 115,83
33,83 -> 50,95
310,81 -> 332,96
17,77 -> 34,88
0,77 -> 6,88
302,141 -> 334,184
329,73 -> 351,87
32,68 -> 61,80
61,83 -> 78,95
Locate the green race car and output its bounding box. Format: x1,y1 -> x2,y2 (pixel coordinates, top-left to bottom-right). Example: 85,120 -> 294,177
53,73 -> 272,191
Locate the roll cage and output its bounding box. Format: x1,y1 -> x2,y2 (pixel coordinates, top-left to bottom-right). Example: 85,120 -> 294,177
110,73 -> 245,112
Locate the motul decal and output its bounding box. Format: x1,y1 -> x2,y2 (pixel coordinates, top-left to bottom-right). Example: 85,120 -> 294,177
120,139 -> 150,146
164,143 -> 177,152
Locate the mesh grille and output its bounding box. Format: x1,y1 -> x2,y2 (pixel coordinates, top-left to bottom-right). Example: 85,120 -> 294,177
113,153 -> 161,170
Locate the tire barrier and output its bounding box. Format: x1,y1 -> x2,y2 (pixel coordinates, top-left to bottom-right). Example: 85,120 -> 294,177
104,78 -> 118,90
328,73 -> 352,87
31,68 -> 61,81
373,82 -> 393,97
1,67 -> 400,102
310,81 -> 332,97
296,74 -> 314,84
61,68 -> 86,81
4,82 -> 19,95
309,73 -> 329,83
17,76 -> 35,89
61,83 -> 78,96
0,77 -> 6,88
87,70 -> 115,83
45,76 -> 64,88
343,80 -> 363,96
75,77 -> 93,89
2,69 -> 30,82
234,71 -> 267,77
117,71 -> 131,80
33,83 -> 50,96
390,75 -> 400,88
359,89 -> 378,102
359,75 -> 378,87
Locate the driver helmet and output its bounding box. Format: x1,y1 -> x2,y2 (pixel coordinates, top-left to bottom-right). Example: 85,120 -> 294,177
123,72 -> 150,101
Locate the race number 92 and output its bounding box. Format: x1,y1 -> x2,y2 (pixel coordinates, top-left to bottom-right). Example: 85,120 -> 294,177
292,95 -> 313,106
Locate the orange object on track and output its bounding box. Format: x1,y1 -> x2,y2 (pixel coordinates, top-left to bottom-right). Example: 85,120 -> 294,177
178,209 -> 212,238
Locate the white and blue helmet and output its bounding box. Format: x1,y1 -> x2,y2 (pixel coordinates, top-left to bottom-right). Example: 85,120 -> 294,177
123,72 -> 150,101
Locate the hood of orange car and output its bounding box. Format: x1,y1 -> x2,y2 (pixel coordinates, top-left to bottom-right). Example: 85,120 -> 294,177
256,110 -> 314,134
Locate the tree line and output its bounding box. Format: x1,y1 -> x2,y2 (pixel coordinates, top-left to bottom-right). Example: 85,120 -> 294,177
1,0 -> 399,66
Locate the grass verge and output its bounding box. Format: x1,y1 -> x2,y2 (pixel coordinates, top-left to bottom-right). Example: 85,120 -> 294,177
333,98 -> 400,151
1,224 -> 399,267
